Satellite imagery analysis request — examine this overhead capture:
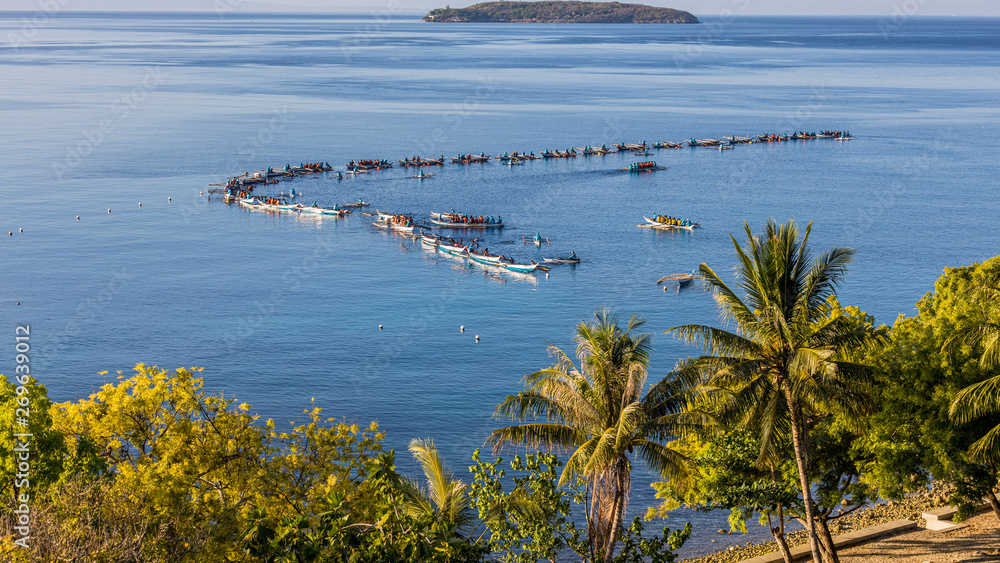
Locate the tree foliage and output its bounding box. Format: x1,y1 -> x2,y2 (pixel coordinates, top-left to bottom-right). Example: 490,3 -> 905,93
487,308 -> 693,562
861,257 -> 1000,519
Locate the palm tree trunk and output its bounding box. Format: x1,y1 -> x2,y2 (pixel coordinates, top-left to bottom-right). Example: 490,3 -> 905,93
785,390 -> 823,563
817,517 -> 841,563
987,491 -> 1000,520
772,503 -> 794,563
601,459 -> 630,563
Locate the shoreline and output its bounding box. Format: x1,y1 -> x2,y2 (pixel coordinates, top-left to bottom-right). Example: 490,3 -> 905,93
680,484 -> 959,563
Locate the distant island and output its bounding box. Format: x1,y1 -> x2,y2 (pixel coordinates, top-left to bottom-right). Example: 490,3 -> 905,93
423,1 -> 699,24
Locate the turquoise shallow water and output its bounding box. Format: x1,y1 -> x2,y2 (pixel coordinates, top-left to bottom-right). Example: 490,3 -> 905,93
1,12 -> 999,556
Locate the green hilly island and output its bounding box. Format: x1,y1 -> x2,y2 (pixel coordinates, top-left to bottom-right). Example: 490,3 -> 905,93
423,1 -> 700,24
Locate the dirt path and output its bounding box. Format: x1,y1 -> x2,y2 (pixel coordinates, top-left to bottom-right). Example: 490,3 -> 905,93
837,511 -> 999,563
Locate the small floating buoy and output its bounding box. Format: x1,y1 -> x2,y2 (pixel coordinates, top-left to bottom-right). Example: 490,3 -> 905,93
138,202 -> 142,207
19,228 -> 23,233
663,286 -> 668,292
168,197 -> 172,202
460,325 -> 465,332
16,302 -> 19,305
378,324 -> 383,330
76,215 -> 80,220
108,209 -> 111,213
545,273 -> 549,279
199,191 -> 203,196
7,232 -> 11,236
475,335 -> 480,342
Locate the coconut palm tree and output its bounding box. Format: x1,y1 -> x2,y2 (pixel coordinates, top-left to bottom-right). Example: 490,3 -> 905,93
948,275 -> 1000,465
402,438 -> 474,548
668,219 -> 881,563
486,308 -> 693,563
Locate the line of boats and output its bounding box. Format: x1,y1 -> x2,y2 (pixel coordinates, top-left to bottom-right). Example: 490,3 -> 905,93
213,128 -> 852,190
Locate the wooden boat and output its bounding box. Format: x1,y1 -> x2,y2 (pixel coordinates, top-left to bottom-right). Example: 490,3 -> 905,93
398,158 -> 444,167
644,217 -> 700,230
653,141 -> 683,149
622,163 -> 668,172
688,138 -> 721,147
339,201 -> 370,208
451,155 -> 490,164
501,261 -> 539,273
716,145 -> 734,150
420,235 -> 440,247
411,172 -> 436,179
430,217 -> 503,229
542,257 -> 580,264
469,252 -> 503,265
437,242 -> 468,257
657,272 -> 702,287
295,204 -> 348,216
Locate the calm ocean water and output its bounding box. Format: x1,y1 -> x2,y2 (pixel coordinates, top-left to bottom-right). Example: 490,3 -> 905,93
1,12 -> 998,556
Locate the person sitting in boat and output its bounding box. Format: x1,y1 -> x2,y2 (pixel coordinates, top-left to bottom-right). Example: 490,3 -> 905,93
534,233 -> 542,243
569,251 -> 578,260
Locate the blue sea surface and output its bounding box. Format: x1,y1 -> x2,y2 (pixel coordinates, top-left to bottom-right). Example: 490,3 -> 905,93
1,12 -> 998,557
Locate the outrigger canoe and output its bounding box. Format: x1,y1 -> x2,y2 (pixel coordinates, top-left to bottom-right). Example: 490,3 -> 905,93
542,257 -> 580,264
430,218 -> 503,229
295,204 -> 349,216
644,217 -> 700,230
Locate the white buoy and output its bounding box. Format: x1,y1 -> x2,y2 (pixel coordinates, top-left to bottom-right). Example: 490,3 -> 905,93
107,209 -> 111,213
475,335 -> 480,342
19,228 -> 23,233
379,324 -> 383,330
138,202 -> 142,207
545,273 -> 549,279
7,232 -> 11,236
76,215 -> 80,220
168,197 -> 172,202
460,325 -> 465,332
199,191 -> 203,196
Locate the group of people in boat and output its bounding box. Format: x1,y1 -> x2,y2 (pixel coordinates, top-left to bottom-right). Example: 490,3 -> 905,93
616,141 -> 648,151
500,151 -> 535,160
469,246 -> 515,264
386,213 -> 414,227
441,212 -> 501,225
454,153 -> 489,162
400,155 -> 444,166
349,159 -> 392,169
653,215 -> 693,227
298,162 -> 328,170
541,148 -> 577,158
629,161 -> 659,171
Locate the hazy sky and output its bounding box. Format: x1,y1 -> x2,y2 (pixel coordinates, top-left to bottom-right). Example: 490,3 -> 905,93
3,0 -> 998,16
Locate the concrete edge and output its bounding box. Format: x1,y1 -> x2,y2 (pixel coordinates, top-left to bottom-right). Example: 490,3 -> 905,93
737,519 -> 918,563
